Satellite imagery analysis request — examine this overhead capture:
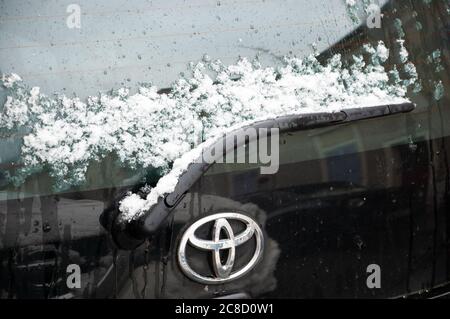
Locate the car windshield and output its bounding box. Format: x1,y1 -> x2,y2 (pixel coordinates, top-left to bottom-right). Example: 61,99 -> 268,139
0,0 -> 448,203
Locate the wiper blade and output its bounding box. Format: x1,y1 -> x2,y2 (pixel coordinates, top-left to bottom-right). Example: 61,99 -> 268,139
104,102 -> 415,249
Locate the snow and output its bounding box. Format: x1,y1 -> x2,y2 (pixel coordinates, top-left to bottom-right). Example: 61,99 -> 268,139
345,0 -> 359,24
0,41 -> 418,221
397,40 -> 409,63
434,81 -> 444,101
119,193 -> 148,218
1,73 -> 22,88
376,45 -> 390,63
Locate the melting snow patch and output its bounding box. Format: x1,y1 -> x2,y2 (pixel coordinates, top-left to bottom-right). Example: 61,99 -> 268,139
1,73 -> 22,88
397,40 -> 409,64
1,42 -> 418,221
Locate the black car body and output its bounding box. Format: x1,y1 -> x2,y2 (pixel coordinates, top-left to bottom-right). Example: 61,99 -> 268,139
0,0 -> 449,299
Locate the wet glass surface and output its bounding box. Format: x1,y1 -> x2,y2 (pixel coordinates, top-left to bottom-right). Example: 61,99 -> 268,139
0,0 -> 449,298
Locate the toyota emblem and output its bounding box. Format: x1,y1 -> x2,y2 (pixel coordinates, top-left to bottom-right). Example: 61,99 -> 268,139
177,212 -> 264,284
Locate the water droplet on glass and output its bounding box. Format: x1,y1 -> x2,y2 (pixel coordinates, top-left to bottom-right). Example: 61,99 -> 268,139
43,222 -> 51,233
202,54 -> 211,62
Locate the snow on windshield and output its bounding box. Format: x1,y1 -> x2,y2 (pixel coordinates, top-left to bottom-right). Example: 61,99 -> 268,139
0,41 -> 418,221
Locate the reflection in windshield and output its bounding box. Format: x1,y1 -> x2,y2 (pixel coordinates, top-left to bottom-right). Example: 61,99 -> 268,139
0,0 -> 449,299
0,43 -> 417,218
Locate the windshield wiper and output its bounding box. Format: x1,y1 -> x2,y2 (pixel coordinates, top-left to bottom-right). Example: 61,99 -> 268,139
102,102 -> 415,249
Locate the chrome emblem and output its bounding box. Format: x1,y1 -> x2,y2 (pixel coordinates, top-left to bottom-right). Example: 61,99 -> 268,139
178,212 -> 264,284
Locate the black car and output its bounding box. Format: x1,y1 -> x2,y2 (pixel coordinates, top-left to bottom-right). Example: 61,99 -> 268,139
0,0 -> 449,299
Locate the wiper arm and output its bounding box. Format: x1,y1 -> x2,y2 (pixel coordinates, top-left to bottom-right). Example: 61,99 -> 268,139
102,102 -> 415,249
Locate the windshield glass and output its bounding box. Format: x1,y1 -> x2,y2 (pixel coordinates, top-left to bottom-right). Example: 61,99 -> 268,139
0,0 -> 448,201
